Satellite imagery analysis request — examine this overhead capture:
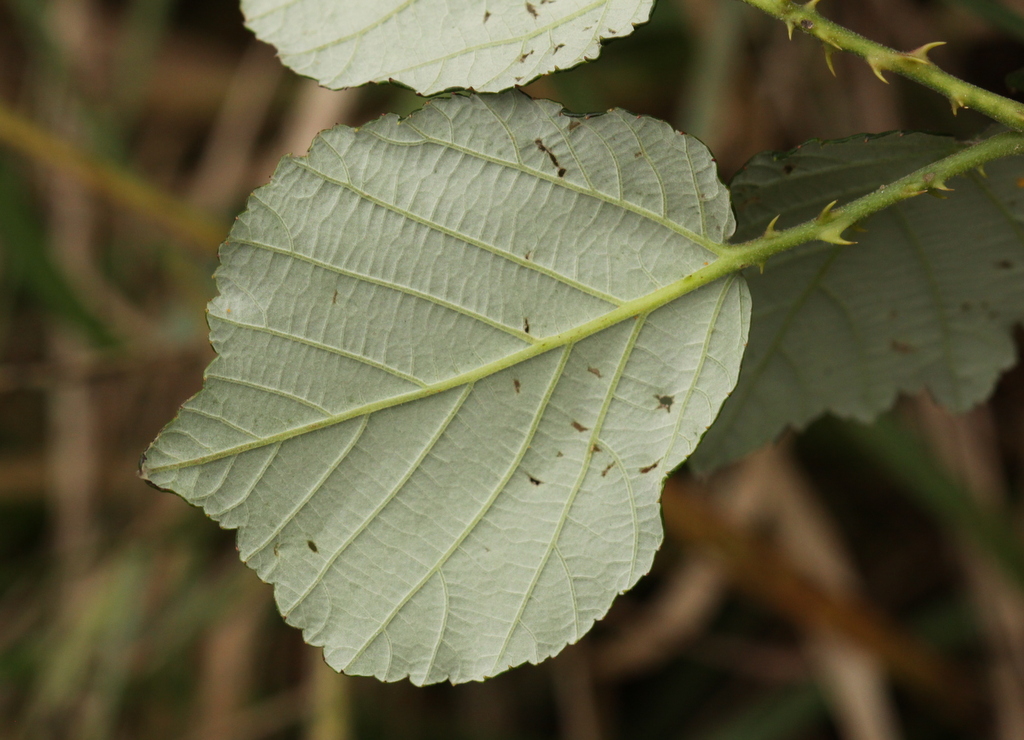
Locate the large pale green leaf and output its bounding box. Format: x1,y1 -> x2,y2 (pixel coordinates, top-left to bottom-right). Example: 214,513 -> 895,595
692,132 -> 1024,471
141,91 -> 748,684
241,0 -> 655,95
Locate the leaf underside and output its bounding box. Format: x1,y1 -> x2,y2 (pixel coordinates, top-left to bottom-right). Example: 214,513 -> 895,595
241,0 -> 655,95
692,132 -> 1024,472
142,91 -> 749,684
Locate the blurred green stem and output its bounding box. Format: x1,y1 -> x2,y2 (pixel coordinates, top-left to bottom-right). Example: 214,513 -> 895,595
0,160 -> 116,346
677,0 -> 746,145
0,100 -> 225,252
112,0 -> 177,124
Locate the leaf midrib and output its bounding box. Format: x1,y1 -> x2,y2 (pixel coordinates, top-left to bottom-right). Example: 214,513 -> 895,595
142,256 -> 741,476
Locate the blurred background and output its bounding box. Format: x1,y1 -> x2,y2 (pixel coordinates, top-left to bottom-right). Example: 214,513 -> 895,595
2,0 -> 1024,738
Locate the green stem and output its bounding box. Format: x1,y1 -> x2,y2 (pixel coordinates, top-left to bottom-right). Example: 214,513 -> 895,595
728,130 -> 1024,264
740,0 -> 1024,131
0,99 -> 226,252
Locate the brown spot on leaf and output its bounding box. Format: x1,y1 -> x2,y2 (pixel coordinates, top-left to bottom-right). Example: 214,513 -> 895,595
513,378 -> 521,394
307,540 -> 318,553
996,260 -> 1014,269
568,119 -> 581,131
526,2 -> 538,17
523,317 -> 530,334
483,10 -> 491,21
783,164 -> 795,174
588,366 -> 602,378
601,463 -> 615,477
655,394 -> 674,412
273,543 -> 280,556
639,461 -> 659,474
591,444 -> 601,453
518,50 -> 534,63
571,421 -> 588,433
332,290 -> 338,304
554,43 -> 565,52
528,475 -> 542,485
891,340 -> 915,354
534,138 -> 565,177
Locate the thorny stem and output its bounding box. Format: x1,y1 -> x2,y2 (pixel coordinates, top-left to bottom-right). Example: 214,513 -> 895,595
725,131 -> 1024,265
740,0 -> 1024,131
0,99 -> 225,252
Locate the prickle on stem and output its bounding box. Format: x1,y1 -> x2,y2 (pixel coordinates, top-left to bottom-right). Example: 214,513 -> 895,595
922,172 -> 953,192
902,41 -> 946,64
822,44 -> 837,76
866,55 -> 889,83
764,214 -> 782,237
816,199 -> 839,222
818,223 -> 856,245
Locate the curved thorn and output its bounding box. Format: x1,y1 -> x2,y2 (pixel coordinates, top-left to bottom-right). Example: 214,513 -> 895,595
817,199 -> 839,221
923,173 -> 953,192
764,214 -> 781,237
902,41 -> 946,64
867,57 -> 889,83
823,44 -> 837,76
819,228 -> 856,246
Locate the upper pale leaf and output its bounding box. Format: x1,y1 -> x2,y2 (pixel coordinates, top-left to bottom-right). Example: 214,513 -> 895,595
241,0 -> 655,95
141,91 -> 748,684
691,132 -> 1024,471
